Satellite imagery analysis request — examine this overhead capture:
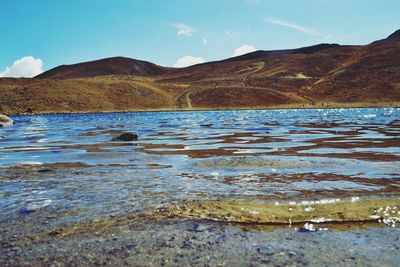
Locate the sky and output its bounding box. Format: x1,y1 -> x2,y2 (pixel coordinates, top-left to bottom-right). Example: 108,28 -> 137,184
0,0 -> 399,77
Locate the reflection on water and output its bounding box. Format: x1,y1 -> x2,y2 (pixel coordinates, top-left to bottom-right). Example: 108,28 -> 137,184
0,108 -> 399,228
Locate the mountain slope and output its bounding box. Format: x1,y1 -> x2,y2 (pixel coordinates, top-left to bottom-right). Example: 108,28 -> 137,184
36,57 -> 173,79
387,29 -> 400,40
220,43 -> 341,63
305,33 -> 400,103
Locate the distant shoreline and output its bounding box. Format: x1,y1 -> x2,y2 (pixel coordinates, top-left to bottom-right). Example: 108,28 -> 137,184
5,102 -> 400,116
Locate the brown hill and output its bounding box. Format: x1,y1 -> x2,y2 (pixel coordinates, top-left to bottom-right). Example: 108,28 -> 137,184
1,29 -> 399,114
387,29 -> 400,40
304,35 -> 400,103
36,57 -> 173,79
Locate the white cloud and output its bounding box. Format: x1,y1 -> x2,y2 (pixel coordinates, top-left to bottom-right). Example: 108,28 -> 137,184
233,44 -> 257,57
0,56 -> 43,78
173,23 -> 195,36
202,38 -> 208,45
267,18 -> 328,38
224,29 -> 238,38
174,55 -> 205,68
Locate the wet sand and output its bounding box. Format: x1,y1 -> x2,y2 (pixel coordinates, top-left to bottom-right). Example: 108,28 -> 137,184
1,194 -> 399,266
1,216 -> 400,266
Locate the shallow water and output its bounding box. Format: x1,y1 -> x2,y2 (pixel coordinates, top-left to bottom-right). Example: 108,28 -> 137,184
0,108 -> 399,227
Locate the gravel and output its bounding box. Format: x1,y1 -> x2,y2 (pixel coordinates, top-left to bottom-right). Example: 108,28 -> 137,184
1,217 -> 399,266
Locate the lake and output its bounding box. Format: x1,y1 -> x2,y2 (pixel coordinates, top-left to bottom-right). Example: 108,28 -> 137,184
1,108 -> 399,227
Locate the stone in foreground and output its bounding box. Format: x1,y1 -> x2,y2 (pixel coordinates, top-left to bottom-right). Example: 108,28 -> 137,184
112,132 -> 138,141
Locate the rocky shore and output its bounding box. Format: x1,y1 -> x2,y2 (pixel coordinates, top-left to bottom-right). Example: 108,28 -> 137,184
0,114 -> 13,127
1,216 -> 399,267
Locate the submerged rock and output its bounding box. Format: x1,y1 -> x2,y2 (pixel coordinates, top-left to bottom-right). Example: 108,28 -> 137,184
0,114 -> 13,127
162,197 -> 400,224
112,132 -> 138,141
20,199 -> 52,214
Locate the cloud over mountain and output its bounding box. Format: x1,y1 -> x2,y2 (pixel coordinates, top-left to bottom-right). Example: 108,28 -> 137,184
174,55 -> 205,67
0,56 -> 43,78
233,44 -> 256,56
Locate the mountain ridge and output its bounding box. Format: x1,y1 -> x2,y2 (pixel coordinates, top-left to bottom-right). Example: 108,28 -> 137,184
36,56 -> 174,79
387,29 -> 400,40
35,43 -> 344,79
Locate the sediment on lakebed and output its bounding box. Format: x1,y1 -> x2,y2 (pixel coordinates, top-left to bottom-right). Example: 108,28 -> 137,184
32,196 -> 400,240
163,197 -> 400,225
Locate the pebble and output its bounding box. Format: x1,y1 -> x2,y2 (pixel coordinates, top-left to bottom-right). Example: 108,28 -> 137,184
48,230 -> 62,236
20,199 -> 52,213
11,246 -> 21,253
256,247 -> 275,256
192,223 -> 208,232
125,243 -> 136,250
288,251 -> 297,257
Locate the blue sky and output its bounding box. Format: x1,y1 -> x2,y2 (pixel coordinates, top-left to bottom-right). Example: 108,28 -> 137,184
1,0 -> 399,76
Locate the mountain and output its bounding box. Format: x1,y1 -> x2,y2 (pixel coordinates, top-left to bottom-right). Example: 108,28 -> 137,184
306,32 -> 400,103
221,43 -> 341,63
36,56 -> 173,79
1,29 -> 399,114
387,29 -> 400,40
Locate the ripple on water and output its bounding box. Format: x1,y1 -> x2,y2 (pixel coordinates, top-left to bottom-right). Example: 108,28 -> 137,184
0,108 -> 399,230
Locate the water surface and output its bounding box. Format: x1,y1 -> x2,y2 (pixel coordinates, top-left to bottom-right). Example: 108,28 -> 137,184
0,108 -> 399,227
